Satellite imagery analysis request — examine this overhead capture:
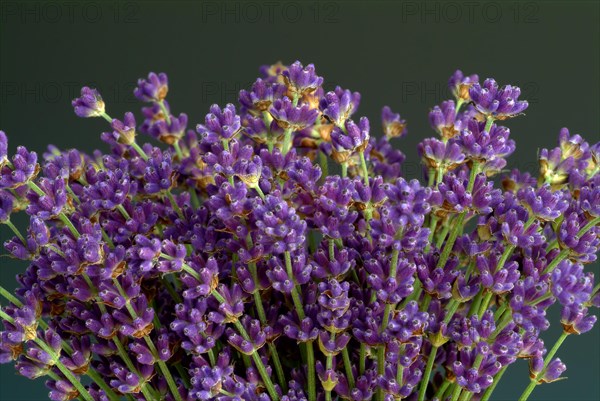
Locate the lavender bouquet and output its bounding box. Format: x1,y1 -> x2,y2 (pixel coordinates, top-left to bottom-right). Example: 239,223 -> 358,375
0,61 -> 599,401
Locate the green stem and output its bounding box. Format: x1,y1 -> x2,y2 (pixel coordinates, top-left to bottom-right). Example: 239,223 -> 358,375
167,191 -> 185,220
4,219 -> 25,244
0,310 -> 98,401
100,112 -> 113,124
113,280 -> 183,401
483,116 -> 495,133
435,224 -> 450,249
455,98 -> 464,114
172,141 -> 184,160
518,332 -> 569,401
325,332 -> 335,401
359,344 -> 366,376
34,339 -> 95,401
359,151 -> 370,187
1,291 -> 119,400
131,142 -> 149,161
282,128 -> 293,155
58,213 -> 81,238
233,318 -> 280,401
112,337 -> 156,401
284,251 -> 316,401
248,250 -> 287,392
418,346 -> 438,401
478,291 -> 494,318
319,151 -> 329,178
117,204 -> 131,220
342,347 -> 355,389
433,379 -> 451,400
450,383 -> 463,401
436,212 -> 465,269
341,162 -> 348,178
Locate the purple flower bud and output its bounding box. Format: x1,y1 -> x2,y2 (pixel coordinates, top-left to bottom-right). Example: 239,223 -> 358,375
561,304 -> 597,334
0,190 -> 15,222
551,260 -> 593,307
0,146 -> 38,189
540,358 -> 566,383
381,106 -> 407,139
134,72 -> 169,102
147,113 -> 188,145
25,177 -> 68,219
518,184 -> 569,222
449,70 -> 479,101
469,78 -> 529,119
282,61 -> 323,95
197,104 -> 241,143
320,87 -> 361,127
269,97 -> 318,131
458,120 -> 515,166
330,117 -> 370,163
0,131 -> 8,166
104,112 -> 137,146
239,78 -> 287,111
72,87 -> 105,118
429,101 -> 461,140
418,138 -> 465,172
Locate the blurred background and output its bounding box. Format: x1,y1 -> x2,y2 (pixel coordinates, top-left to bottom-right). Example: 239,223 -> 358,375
0,1 -> 598,400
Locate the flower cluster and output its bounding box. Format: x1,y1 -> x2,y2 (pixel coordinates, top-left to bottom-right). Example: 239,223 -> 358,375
1,62 -> 599,401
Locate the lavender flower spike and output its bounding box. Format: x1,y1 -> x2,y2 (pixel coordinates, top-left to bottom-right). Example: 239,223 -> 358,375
469,78 -> 529,120
71,87 -> 106,118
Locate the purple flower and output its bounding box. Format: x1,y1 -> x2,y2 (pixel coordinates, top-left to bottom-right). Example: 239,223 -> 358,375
551,260 -> 593,307
330,117 -> 370,163
320,88 -> 361,127
196,104 -> 241,143
282,61 -> 323,95
561,304 -> 597,334
147,113 -> 188,145
142,149 -> 175,194
269,97 -> 318,131
239,78 -> 287,112
477,250 -> 519,294
449,70 -> 479,101
72,87 -> 106,118
429,100 -> 461,140
469,78 -> 529,119
134,72 -> 169,102
418,138 -> 465,172
0,146 -> 38,189
381,106 -> 407,139
558,212 -> 599,264
253,191 -> 306,254
25,177 -> 68,219
0,190 -> 15,222
101,112 -> 137,146
416,252 -> 459,299
458,120 -> 515,166
518,184 -> 569,222
310,176 -> 358,240
0,131 -> 8,166
368,137 -> 405,180
542,358 -> 567,383
580,184 -> 600,217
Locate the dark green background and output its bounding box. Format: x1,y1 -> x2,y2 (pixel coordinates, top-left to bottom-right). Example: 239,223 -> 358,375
1,1 -> 598,400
